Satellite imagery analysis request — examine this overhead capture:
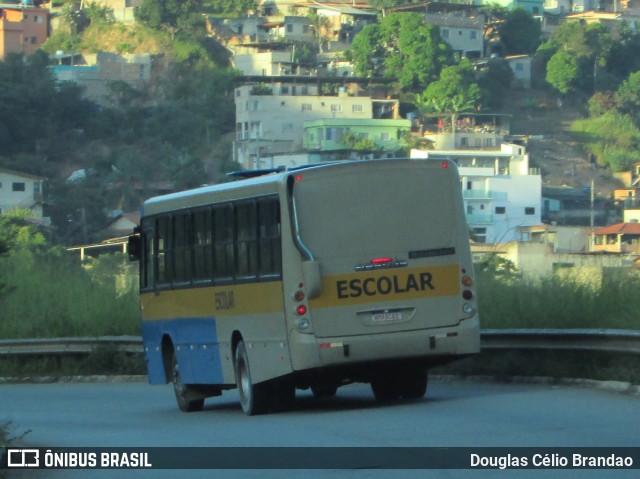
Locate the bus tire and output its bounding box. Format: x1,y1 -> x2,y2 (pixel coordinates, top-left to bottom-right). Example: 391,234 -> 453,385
172,353 -> 204,412
371,376 -> 400,401
399,369 -> 428,399
234,341 -> 269,415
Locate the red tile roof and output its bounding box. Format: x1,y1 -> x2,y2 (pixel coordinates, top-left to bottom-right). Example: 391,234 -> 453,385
594,222 -> 640,235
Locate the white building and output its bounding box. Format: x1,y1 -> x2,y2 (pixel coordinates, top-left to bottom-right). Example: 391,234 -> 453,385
410,144 -> 542,243
426,12 -> 485,58
235,83 -> 399,168
0,168 -> 48,225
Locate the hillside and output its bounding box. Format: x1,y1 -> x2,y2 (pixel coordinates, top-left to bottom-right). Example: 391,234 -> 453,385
504,89 -> 622,198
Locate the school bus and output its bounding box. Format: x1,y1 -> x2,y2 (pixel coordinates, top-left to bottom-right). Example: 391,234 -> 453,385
129,159 -> 480,415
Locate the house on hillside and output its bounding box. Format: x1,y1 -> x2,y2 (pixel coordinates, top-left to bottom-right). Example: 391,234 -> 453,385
235,82 -> 400,168
0,168 -> 49,225
425,11 -> 484,59
51,52 -> 160,106
0,3 -> 48,60
411,143 -> 542,244
566,10 -> 640,39
592,222 -> 640,253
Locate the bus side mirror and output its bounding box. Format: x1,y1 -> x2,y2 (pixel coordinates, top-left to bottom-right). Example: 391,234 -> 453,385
128,233 -> 141,261
303,260 -> 322,299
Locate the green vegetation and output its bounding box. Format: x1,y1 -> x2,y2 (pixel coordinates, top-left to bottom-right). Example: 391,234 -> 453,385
0,211 -> 139,339
348,13 -> 454,92
476,257 -> 640,330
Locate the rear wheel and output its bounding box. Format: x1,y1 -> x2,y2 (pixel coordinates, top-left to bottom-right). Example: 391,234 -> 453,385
172,353 -> 204,412
399,368 -> 428,399
234,341 -> 269,415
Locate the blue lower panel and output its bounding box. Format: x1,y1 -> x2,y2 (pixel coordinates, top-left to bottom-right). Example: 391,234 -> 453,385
142,317 -> 224,386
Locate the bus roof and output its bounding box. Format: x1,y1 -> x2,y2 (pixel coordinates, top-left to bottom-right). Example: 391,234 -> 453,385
141,159 -> 455,217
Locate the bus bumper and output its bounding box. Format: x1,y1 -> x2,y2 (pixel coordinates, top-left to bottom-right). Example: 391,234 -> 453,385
289,315 -> 480,371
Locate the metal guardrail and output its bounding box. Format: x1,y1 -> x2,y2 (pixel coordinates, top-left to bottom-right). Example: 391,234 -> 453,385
481,329 -> 640,355
0,330 -> 639,357
0,336 -> 143,356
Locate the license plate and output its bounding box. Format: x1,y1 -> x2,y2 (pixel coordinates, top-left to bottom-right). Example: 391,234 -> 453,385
371,311 -> 402,322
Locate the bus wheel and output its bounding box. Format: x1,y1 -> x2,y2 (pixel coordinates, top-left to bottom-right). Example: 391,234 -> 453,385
172,353 -> 204,412
311,384 -> 338,398
399,368 -> 428,399
371,376 -> 400,401
234,341 -> 269,415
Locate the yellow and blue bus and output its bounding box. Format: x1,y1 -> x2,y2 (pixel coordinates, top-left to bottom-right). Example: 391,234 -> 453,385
129,159 -> 480,415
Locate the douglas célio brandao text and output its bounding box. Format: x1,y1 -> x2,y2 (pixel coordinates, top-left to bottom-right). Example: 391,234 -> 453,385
470,453 -> 634,469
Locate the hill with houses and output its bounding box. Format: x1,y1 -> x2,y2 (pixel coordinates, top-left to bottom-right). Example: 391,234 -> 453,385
1,0 -> 640,273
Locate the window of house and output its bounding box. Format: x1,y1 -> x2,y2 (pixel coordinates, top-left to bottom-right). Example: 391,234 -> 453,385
302,103 -> 312,111
330,104 -> 342,112
470,31 -> 477,40
495,206 -> 506,214
12,182 -> 26,192
282,123 -> 293,133
352,104 -> 363,112
525,207 -> 535,215
281,86 -> 289,94
484,138 -> 493,147
471,227 -> 487,242
286,24 -> 293,33
441,29 -> 449,39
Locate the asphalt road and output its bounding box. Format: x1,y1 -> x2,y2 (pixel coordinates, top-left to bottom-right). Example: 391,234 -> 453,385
1,378 -> 638,479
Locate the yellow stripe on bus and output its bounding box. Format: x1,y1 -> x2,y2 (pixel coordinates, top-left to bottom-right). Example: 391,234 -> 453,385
141,281 -> 284,321
310,264 -> 461,309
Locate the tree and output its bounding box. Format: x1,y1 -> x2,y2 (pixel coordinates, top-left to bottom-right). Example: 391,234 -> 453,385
499,8 -> 542,55
417,60 -> 482,115
208,0 -> 257,16
135,0 -> 205,39
537,21 -> 614,94
615,71 -> 640,123
478,58 -> 514,110
349,13 -> 454,92
546,50 -> 581,95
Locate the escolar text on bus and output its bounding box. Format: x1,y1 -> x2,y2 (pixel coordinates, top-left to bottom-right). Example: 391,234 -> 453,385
336,272 -> 434,299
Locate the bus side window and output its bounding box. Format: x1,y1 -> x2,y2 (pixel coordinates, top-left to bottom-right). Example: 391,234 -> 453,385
192,209 -> 212,282
213,205 -> 234,282
156,216 -> 171,286
236,201 -> 258,279
258,198 -> 282,278
173,213 -> 191,285
141,224 -> 155,290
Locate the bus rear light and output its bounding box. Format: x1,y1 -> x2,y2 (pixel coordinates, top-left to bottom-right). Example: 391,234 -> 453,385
463,303 -> 475,315
462,290 -> 473,300
294,290 -> 305,302
297,318 -> 310,330
462,275 -> 473,286
296,305 -> 307,315
442,162 -> 449,168
371,257 -> 393,265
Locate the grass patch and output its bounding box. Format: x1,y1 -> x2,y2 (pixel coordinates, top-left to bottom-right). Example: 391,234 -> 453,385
475,265 -> 640,330
0,251 -> 139,338
0,349 -> 146,379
